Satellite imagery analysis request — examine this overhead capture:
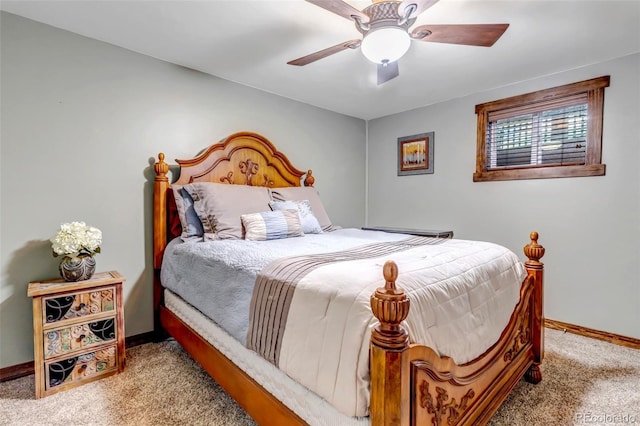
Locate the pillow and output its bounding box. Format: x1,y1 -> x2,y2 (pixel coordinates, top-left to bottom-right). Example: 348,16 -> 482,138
241,210 -> 303,241
172,186 -> 204,240
269,187 -> 337,231
269,200 -> 322,234
183,182 -> 272,240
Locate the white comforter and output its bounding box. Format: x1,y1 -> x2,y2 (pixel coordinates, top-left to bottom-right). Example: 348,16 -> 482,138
162,229 -> 525,418
267,237 -> 525,417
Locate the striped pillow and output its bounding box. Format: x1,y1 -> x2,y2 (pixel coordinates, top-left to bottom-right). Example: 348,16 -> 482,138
241,210 -> 303,241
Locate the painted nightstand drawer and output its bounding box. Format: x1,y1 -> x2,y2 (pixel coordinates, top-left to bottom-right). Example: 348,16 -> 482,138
44,318 -> 117,359
45,345 -> 118,390
43,286 -> 115,324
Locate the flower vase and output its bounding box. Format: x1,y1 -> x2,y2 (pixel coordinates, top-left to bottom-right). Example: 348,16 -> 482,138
59,254 -> 96,282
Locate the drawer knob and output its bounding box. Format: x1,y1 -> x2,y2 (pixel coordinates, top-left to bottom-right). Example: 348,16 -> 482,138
79,364 -> 87,371
77,334 -> 86,342
78,303 -> 86,309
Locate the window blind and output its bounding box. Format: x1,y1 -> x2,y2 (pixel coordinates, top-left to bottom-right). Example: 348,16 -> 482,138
486,93 -> 588,169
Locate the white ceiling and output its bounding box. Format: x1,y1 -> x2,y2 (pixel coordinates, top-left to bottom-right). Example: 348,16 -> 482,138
2,0 -> 639,120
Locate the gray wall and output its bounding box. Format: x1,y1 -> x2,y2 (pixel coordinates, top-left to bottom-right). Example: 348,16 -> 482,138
0,12 -> 366,368
2,10 -> 637,370
367,53 -> 640,339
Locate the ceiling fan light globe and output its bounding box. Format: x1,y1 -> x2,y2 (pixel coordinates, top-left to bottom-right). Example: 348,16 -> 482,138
361,27 -> 411,64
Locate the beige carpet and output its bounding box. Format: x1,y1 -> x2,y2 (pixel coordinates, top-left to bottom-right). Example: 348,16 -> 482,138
1,329 -> 638,425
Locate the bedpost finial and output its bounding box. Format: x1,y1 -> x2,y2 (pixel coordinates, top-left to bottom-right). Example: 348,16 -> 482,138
370,261 -> 410,350
304,169 -> 315,187
383,260 -> 398,287
524,231 -> 545,266
154,152 -> 169,181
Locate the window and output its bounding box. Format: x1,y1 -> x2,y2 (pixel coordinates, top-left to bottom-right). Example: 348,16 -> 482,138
473,76 -> 609,182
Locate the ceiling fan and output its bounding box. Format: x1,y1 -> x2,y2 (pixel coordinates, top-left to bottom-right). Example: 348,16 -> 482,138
288,0 -> 509,84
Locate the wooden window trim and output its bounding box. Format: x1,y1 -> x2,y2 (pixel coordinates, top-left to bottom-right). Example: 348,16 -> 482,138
473,76 -> 610,182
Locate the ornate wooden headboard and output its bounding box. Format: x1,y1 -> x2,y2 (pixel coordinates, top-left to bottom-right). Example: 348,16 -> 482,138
151,131 -> 314,333
152,131 -> 314,270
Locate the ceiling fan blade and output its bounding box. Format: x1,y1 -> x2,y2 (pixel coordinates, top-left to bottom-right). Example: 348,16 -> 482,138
287,39 -> 361,66
377,61 -> 399,85
397,0 -> 440,20
305,0 -> 369,23
411,24 -> 509,47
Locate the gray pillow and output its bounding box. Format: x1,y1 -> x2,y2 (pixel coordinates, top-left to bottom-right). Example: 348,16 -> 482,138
183,182 -> 272,240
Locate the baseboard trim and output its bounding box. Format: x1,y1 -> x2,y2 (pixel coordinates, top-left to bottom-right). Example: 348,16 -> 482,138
0,360 -> 33,383
0,331 -> 157,383
125,331 -> 156,348
4,323 -> 636,383
544,318 -> 640,350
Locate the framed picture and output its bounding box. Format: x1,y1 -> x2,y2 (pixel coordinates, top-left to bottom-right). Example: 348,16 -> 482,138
397,132 -> 434,176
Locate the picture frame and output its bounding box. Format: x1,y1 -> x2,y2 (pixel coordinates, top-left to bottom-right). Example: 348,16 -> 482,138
397,132 -> 434,176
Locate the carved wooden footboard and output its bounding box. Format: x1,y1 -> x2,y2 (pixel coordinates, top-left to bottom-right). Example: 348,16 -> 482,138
152,131 -> 545,426
370,233 -> 545,425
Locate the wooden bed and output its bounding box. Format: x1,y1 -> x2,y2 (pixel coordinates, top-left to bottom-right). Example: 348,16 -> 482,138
152,131 -> 545,426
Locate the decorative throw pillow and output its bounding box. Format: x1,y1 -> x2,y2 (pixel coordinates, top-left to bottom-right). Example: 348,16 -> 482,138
269,187 -> 338,232
172,186 -> 204,240
269,200 -> 322,234
183,182 -> 272,240
241,210 -> 303,241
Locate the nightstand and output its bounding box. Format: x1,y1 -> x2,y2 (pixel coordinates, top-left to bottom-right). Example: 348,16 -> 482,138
362,226 -> 454,239
27,271 -> 126,398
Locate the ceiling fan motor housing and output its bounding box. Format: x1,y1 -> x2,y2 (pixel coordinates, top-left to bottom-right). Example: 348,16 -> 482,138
357,1 -> 416,35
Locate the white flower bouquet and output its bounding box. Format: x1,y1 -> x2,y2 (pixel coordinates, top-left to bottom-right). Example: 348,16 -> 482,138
50,221 -> 102,259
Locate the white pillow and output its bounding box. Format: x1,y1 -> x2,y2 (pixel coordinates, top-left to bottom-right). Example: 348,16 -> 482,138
270,200 -> 322,234
269,187 -> 338,231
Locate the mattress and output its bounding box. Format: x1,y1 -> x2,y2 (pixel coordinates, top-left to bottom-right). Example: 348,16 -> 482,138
161,228 -> 526,417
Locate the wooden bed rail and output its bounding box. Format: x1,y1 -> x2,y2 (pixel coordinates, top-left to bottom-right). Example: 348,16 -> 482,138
370,233 -> 545,426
